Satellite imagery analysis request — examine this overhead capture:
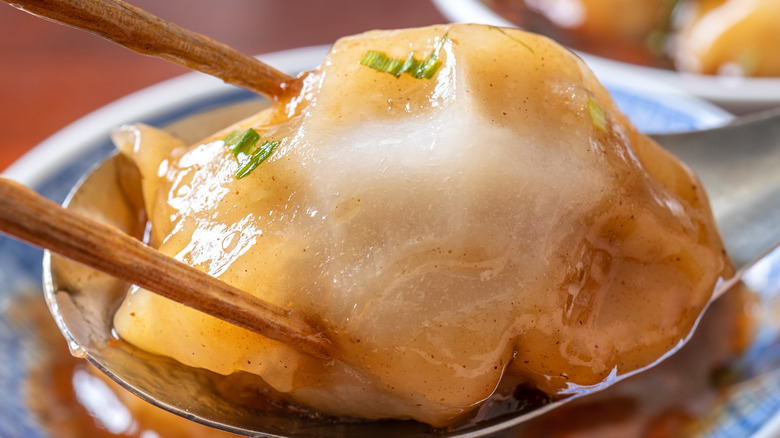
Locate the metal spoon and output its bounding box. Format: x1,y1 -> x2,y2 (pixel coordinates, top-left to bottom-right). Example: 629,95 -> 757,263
37,99 -> 780,437
650,106 -> 780,274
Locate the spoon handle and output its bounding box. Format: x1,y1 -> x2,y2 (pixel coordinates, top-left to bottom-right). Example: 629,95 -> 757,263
652,107 -> 780,273
0,177 -> 333,359
4,0 -> 299,100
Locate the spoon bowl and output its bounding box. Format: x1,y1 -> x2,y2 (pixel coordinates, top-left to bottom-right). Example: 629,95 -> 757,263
650,106 -> 780,272
41,89 -> 780,436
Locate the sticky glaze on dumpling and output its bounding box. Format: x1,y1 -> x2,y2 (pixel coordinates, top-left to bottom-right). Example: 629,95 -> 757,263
112,24 -> 732,427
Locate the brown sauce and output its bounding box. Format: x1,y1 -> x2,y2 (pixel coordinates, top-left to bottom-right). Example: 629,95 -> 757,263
509,281 -> 756,437
8,280 -> 756,437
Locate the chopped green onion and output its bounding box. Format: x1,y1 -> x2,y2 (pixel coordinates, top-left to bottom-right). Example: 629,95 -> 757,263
225,128 -> 260,157
587,97 -> 607,132
224,128 -> 280,179
235,140 -> 280,179
489,26 -> 534,53
360,32 -> 449,79
646,0 -> 684,56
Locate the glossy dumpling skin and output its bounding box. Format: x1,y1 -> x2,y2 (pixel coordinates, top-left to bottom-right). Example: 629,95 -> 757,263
112,24 -> 732,427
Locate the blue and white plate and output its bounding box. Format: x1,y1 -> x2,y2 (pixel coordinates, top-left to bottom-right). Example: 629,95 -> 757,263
1,45 -> 777,438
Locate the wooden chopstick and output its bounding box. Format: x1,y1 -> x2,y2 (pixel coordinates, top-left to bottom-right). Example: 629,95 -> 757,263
3,0 -> 301,100
0,177 -> 334,359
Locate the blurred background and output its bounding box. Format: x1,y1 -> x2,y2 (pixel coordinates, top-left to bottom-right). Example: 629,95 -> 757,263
0,0 -> 446,171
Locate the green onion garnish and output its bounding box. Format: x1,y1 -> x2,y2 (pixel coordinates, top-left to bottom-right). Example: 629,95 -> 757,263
225,128 -> 260,156
235,140 -> 280,179
587,97 -> 607,132
224,128 -> 280,179
360,32 -> 449,79
489,26 -> 534,53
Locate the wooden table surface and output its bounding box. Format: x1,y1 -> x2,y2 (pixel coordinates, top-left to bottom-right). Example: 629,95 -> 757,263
0,0 -> 447,172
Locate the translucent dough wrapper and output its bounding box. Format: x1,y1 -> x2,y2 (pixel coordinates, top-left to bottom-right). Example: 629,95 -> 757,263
112,24 -> 732,427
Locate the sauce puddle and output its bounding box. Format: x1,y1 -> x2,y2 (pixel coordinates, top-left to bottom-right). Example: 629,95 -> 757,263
3,280 -> 767,437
